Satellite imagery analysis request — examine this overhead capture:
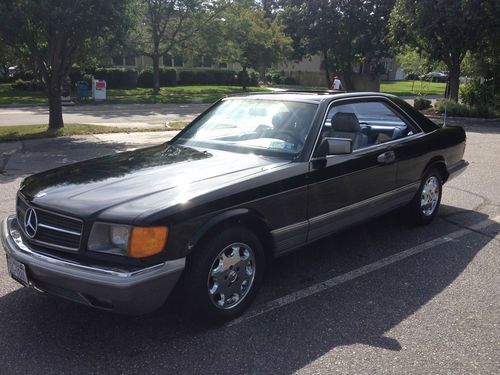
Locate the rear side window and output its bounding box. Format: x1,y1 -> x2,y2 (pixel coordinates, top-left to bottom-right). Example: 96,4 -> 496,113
321,100 -> 419,150
392,97 -> 440,133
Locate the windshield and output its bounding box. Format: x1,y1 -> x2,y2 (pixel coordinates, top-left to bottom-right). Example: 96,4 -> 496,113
173,98 -> 318,157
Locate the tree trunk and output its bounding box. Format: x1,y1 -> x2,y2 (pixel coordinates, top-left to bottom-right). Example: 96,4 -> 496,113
152,53 -> 160,95
48,77 -> 63,130
448,63 -> 461,101
342,69 -> 354,91
242,65 -> 248,91
322,49 -> 331,88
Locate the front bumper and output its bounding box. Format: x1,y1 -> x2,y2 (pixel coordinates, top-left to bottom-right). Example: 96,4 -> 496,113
1,215 -> 185,315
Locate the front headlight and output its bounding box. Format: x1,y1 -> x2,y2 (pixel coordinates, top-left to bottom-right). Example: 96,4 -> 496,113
88,222 -> 168,258
88,223 -> 131,256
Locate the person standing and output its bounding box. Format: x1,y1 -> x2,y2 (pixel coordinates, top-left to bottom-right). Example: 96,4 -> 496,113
331,75 -> 343,91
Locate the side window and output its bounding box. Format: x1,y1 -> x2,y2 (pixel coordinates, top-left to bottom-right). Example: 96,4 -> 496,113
321,101 -> 415,151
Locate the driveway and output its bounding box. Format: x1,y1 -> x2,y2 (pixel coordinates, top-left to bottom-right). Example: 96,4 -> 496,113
0,125 -> 499,374
0,103 -> 210,127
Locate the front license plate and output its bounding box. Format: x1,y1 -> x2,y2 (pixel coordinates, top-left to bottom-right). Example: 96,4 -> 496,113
6,255 -> 29,286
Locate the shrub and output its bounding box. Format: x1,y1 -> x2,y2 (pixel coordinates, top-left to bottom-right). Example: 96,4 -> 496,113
94,68 -> 138,89
460,80 -> 495,112
179,70 -> 197,85
177,69 -> 241,86
69,66 -> 84,83
284,76 -> 297,85
271,73 -> 282,84
160,68 -> 177,86
196,70 -> 213,85
13,70 -> 34,81
434,99 -> 496,118
83,74 -> 94,88
434,99 -> 471,117
11,79 -> 45,91
236,70 -> 258,86
137,69 -> 154,88
414,97 -> 432,110
213,70 -> 233,85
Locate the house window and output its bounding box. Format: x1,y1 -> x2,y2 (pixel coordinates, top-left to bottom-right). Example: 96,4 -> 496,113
192,55 -> 202,68
112,56 -> 123,66
163,53 -> 173,66
173,55 -> 183,67
203,56 -> 213,68
124,54 -> 136,66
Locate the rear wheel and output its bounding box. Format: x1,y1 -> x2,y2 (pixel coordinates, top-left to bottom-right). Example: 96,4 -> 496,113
182,226 -> 265,324
407,168 -> 443,225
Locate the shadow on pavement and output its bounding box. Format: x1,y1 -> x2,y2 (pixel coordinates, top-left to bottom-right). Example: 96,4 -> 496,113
0,135 -> 167,184
0,208 -> 497,373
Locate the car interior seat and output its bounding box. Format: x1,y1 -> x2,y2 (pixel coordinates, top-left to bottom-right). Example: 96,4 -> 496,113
328,112 -> 369,150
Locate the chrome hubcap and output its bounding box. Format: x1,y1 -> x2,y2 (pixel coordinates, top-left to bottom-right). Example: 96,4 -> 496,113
207,242 -> 256,310
421,176 -> 440,216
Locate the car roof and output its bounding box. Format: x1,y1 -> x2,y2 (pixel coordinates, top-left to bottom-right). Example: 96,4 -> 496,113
224,91 -> 398,104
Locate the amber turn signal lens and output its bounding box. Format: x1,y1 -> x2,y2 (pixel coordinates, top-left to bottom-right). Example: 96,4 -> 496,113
128,226 -> 168,258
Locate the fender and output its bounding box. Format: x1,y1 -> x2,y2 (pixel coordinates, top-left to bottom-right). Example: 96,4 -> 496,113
187,208 -> 273,251
421,156 -> 448,182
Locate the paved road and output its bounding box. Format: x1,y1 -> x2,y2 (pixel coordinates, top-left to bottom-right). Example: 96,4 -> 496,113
0,99 -> 437,127
0,126 -> 499,374
0,103 -> 210,127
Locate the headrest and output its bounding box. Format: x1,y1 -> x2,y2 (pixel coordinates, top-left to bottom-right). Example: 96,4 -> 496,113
272,112 -> 289,128
331,112 -> 361,132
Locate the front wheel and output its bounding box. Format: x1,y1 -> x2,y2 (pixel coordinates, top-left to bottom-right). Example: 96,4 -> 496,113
182,226 -> 265,324
407,168 -> 443,225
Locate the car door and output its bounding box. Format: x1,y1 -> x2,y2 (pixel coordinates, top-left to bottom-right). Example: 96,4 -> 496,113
306,98 -> 412,242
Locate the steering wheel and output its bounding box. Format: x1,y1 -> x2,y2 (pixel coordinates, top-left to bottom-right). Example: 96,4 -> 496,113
272,130 -> 304,148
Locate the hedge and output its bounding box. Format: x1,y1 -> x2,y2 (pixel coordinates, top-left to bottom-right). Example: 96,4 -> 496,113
160,67 -> 177,86
137,68 -> 177,88
94,68 -> 138,89
179,70 -> 240,85
11,79 -> 45,91
137,69 -> 154,88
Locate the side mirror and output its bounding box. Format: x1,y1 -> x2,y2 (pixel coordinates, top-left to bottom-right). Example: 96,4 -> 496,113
316,137 -> 352,157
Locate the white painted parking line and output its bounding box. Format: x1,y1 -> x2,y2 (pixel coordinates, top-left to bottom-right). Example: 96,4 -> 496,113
228,216 -> 500,327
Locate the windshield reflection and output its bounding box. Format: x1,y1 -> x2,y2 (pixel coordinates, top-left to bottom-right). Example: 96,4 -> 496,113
174,98 -> 318,157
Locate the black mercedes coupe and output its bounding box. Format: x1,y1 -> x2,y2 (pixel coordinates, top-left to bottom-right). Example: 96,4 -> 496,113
1,92 -> 468,323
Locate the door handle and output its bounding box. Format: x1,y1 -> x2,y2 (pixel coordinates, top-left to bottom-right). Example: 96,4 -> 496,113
377,151 -> 396,164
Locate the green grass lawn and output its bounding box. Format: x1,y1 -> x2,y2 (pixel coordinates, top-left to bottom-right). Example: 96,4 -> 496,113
0,83 -> 48,105
104,85 -> 268,104
0,83 -> 268,106
380,80 -> 446,96
0,123 -> 188,142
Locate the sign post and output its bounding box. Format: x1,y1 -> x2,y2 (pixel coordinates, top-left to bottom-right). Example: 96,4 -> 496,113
92,79 -> 107,101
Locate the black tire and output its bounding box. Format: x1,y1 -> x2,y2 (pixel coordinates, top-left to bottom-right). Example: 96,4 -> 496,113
181,225 -> 266,324
407,168 -> 443,225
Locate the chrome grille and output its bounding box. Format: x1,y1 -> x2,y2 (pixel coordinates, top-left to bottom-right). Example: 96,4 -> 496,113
16,195 -> 83,252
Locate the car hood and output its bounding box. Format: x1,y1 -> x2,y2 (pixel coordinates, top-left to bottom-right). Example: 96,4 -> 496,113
20,143 -> 290,223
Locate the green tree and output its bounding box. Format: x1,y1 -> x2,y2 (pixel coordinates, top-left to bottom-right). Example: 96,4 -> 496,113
134,0 -> 225,95
281,0 -> 395,89
0,0 -> 134,129
215,2 -> 292,89
0,38 -> 18,79
395,47 -> 431,91
389,0 -> 498,101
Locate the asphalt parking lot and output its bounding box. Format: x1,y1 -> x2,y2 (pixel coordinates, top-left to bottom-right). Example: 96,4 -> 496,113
0,124 -> 499,374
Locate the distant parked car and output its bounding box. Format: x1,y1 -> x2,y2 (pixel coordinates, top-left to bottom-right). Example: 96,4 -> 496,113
7,66 -> 19,78
420,71 -> 448,83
